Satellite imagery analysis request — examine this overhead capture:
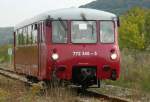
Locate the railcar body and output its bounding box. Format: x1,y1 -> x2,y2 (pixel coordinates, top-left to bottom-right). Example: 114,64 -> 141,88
14,8 -> 120,88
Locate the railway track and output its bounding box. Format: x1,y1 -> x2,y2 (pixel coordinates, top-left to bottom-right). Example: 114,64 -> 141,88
79,89 -> 131,102
69,86 -> 131,102
0,66 -> 32,84
0,66 -> 130,102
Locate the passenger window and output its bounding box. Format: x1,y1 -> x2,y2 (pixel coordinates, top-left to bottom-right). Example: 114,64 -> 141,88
28,25 -> 32,44
32,24 -> 38,44
39,23 -> 44,43
52,21 -> 67,43
41,23 -> 45,42
25,27 -> 28,44
23,28 -> 27,45
100,21 -> 114,43
18,29 -> 23,45
16,30 -> 19,46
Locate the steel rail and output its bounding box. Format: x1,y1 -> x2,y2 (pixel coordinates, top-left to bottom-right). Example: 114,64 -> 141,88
0,67 -> 32,84
81,90 -> 131,102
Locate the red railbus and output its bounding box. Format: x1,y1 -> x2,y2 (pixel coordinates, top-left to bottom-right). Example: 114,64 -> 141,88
14,8 -> 120,88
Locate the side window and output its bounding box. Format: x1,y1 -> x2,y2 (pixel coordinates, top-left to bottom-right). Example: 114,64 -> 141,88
26,27 -> 28,44
39,22 -> 45,43
100,21 -> 114,43
32,24 -> 38,44
52,21 -> 68,43
28,25 -> 32,44
41,23 -> 45,42
16,30 -> 19,46
23,28 -> 27,45
18,29 -> 23,45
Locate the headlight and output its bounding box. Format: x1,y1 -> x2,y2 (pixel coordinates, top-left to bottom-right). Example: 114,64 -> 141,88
52,53 -> 59,60
111,53 -> 117,60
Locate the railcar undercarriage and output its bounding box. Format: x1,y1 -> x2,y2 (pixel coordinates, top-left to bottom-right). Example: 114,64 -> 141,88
72,66 -> 99,89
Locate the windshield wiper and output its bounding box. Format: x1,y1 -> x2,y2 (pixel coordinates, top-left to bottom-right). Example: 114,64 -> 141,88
80,13 -> 87,21
58,17 -> 68,31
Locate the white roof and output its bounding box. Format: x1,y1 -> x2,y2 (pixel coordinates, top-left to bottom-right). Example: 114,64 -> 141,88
15,8 -> 117,29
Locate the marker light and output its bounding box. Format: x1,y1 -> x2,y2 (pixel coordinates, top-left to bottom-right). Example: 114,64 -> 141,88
52,53 -> 59,60
111,53 -> 117,60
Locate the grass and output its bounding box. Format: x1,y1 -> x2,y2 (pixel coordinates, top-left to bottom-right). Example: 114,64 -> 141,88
0,75 -> 103,102
0,75 -> 79,102
0,76 -> 27,102
105,48 -> 150,93
0,88 -> 10,102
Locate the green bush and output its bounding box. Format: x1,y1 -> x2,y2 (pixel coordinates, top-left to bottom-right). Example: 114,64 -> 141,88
0,45 -> 13,63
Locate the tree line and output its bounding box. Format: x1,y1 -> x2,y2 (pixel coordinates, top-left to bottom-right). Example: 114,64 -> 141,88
119,7 -> 150,50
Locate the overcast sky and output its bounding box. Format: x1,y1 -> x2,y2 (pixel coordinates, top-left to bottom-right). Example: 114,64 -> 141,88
0,0 -> 94,27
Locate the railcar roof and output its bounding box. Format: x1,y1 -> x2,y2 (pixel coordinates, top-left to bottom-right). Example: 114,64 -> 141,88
15,8 -> 117,29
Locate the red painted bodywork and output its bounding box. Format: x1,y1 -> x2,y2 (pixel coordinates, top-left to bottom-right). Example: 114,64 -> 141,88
14,21 -> 120,82
36,21 -> 120,81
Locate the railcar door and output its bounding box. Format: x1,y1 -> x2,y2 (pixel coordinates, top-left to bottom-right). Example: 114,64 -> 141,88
38,22 -> 47,79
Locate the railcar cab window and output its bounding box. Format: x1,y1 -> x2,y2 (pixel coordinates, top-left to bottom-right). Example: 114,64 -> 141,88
100,21 -> 114,43
71,21 -> 96,43
52,21 -> 67,43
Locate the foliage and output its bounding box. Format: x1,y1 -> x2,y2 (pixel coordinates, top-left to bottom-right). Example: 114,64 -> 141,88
0,88 -> 10,102
119,7 -> 150,50
0,45 -> 12,63
144,11 -> 150,47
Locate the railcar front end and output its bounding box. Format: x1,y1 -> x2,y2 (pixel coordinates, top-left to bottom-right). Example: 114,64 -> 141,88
46,20 -> 120,88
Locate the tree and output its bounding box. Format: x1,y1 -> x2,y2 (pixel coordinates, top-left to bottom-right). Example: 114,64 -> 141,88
144,11 -> 150,48
119,7 -> 148,50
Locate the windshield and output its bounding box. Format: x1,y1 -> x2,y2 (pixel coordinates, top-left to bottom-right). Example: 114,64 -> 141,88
71,21 -> 97,43
52,21 -> 67,43
100,21 -> 114,43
